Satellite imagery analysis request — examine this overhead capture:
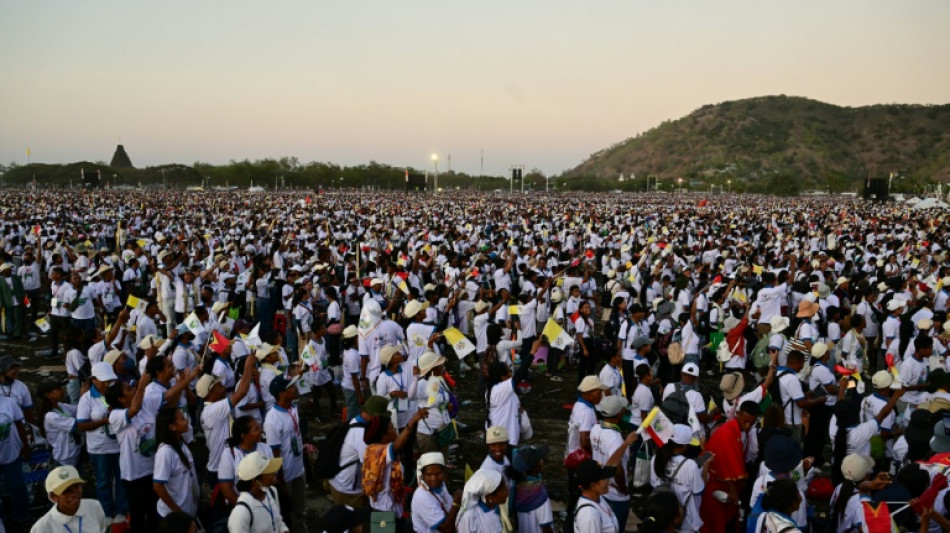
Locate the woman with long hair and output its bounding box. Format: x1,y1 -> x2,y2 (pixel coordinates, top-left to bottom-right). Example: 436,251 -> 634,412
831,454 -> 892,533
227,452 -> 289,533
153,406 -> 200,518
37,380 -> 81,467
650,424 -> 706,533
639,491 -> 684,533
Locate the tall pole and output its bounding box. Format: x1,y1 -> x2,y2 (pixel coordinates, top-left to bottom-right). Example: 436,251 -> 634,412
480,149 -> 484,177
431,154 -> 439,193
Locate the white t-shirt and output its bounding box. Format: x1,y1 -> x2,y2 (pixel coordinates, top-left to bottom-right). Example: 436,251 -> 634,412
109,408 -> 157,482
829,418 -> 879,457
44,403 -> 81,466
217,443 -> 273,483
650,455 -> 704,532
456,501 -> 503,533
30,499 -> 107,533
778,370 -> 805,425
77,388 -> 121,454
899,356 -> 928,405
264,405 -> 305,482
598,364 -> 623,399
329,417 -> 369,495
590,424 -> 628,502
0,394 -> 25,466
574,495 -> 619,533
153,442 -> 199,517
412,486 -> 453,533
487,379 -> 521,446
341,349 -> 361,392
200,397 -> 234,473
227,488 -> 289,533
661,383 -> 706,416
630,383 -> 655,427
566,399 -> 597,454
830,486 -> 863,533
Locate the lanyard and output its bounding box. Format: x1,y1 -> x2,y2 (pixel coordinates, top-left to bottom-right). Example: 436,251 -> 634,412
287,408 -> 300,436
63,516 -> 82,533
261,497 -> 276,530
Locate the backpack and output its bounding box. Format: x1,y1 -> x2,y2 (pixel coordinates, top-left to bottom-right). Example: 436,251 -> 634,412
312,420 -> 368,480
745,490 -> 767,533
76,356 -> 93,383
697,307 -> 712,336
655,328 -> 675,359
751,335 -> 773,370
654,457 -> 689,498
661,385 -> 692,425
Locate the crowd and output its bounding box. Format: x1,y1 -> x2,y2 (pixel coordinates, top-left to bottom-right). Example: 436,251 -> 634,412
0,189 -> 949,533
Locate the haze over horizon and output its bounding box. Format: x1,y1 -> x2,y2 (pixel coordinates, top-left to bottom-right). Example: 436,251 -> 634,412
2,1 -> 948,177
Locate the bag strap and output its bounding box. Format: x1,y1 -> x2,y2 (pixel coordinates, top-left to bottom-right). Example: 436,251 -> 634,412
665,455 -> 689,485
235,501 -> 254,528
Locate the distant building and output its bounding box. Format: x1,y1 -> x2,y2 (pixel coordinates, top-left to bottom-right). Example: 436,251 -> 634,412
110,145 -> 133,168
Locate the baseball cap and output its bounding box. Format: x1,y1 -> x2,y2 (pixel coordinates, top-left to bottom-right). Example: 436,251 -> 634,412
670,424 -> 696,446
596,395 -> 628,417
632,337 -> 653,349
254,343 -> 279,360
138,334 -> 167,351
236,451 -> 283,481
574,459 -> 617,488
91,361 -> 118,382
46,466 -> 84,495
268,375 -> 298,398
682,363 -> 700,377
577,375 -> 608,393
104,349 -> 124,366
342,325 -> 358,339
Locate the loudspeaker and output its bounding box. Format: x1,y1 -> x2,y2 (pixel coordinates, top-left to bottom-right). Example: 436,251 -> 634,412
863,178 -> 889,201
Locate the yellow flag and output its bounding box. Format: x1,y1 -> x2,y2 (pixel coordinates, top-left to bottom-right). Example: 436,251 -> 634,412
443,327 -> 476,358
26,147 -> 31,157
126,294 -> 147,313
508,305 -> 521,315
752,265 -> 764,275
542,319 -> 573,350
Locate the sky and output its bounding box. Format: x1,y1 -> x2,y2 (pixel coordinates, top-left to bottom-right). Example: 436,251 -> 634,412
1,1 -> 948,177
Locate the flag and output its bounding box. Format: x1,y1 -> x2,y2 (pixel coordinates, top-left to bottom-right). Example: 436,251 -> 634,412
464,463 -> 475,482
508,305 -> 521,315
395,279 -> 409,295
243,323 -> 262,349
126,294 -> 147,313
35,317 -> 50,333
26,147 -> 30,157
183,312 -> 205,336
911,472 -> 948,514
686,406 -> 704,444
209,330 -> 230,355
542,319 -> 574,350
23,295 -> 30,308
861,501 -> 895,533
443,327 -> 476,359
33,225 -> 40,237
752,265 -> 764,275
300,344 -> 320,373
638,407 -> 675,447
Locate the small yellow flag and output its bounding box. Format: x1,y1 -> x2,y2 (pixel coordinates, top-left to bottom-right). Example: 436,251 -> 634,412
752,265 -> 764,275
508,305 -> 521,315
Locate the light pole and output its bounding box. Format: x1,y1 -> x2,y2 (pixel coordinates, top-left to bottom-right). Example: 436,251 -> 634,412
431,154 -> 439,193
728,179 -> 732,193
678,178 -> 683,193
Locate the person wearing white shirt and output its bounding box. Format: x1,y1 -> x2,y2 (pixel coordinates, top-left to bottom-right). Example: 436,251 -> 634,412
227,452 -> 290,533
898,336 -> 932,408
153,406 -> 200,518
30,466 -> 108,533
38,381 -> 81,467
589,396 -> 635,532
77,362 -> 126,523
263,376 -> 307,533
198,355 -> 256,487
650,425 -> 705,533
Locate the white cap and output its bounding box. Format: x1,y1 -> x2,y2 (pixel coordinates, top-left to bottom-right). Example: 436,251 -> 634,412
811,342 -> 828,359
45,465 -> 84,495
670,424 -> 695,446
236,451 -> 283,481
138,334 -> 167,351
104,349 -> 124,366
886,298 -> 906,311
841,454 -> 875,482
342,325 -> 358,339
254,343 -> 279,360
91,361 -> 118,382
682,362 -> 700,377
195,374 -> 221,399
871,370 -> 894,389
596,395 -> 628,417
403,300 -> 427,319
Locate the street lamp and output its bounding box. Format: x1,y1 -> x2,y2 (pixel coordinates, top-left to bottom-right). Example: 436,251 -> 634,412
431,154 -> 439,192
728,179 -> 732,193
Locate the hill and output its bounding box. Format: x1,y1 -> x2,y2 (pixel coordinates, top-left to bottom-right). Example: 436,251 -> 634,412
562,95 -> 950,193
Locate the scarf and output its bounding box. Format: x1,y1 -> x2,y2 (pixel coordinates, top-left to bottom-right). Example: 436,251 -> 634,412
513,476 -> 549,513
362,444 -> 405,505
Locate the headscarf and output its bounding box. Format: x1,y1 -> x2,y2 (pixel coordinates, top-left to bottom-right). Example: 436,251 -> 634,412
416,452 -> 445,490
358,299 -> 382,337
456,469 -> 503,528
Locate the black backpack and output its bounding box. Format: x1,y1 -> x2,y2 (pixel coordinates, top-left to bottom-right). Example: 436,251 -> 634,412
661,384 -> 693,425
312,420 -> 368,480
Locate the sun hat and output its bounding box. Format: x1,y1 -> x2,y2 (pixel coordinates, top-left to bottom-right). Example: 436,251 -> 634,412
871,370 -> 894,389
254,343 -> 279,360
719,372 -> 745,401
378,344 -> 402,366
577,375 -> 608,393
796,300 -> 820,318
918,318 -> 933,331
103,349 -> 124,366
342,325 -> 358,338
486,426 -> 509,444
417,351 -> 446,375
237,451 -> 283,481
195,374 -> 221,399
403,300 -> 428,319
45,466 -> 85,495
770,316 -> 790,333
138,334 -> 167,351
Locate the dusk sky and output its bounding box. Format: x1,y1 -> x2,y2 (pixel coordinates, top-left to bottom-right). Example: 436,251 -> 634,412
1,1 -> 947,176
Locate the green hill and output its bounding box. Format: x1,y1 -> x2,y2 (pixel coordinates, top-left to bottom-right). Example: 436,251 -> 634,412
562,95 -> 950,193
